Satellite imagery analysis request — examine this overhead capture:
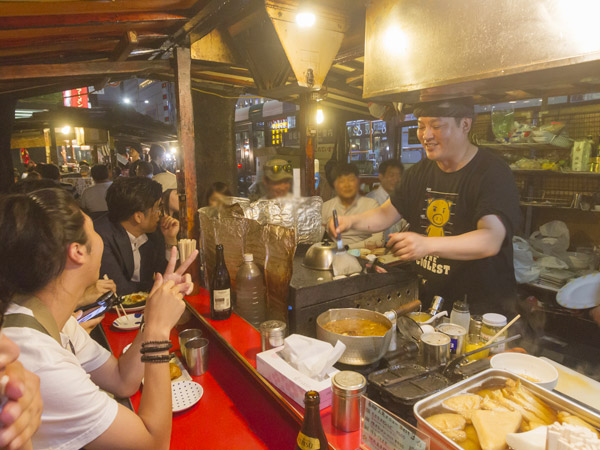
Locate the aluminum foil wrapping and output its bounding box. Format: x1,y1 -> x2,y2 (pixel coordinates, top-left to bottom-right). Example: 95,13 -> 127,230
199,204 -> 296,323
222,195 -> 323,245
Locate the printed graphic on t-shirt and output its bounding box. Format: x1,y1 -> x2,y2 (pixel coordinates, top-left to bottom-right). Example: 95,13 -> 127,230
420,189 -> 458,237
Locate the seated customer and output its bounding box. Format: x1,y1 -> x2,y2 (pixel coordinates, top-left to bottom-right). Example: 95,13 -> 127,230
321,163 -> 383,249
367,159 -> 407,240
79,164 -> 112,217
0,188 -> 195,450
95,177 -> 180,296
150,145 -> 176,191
259,158 -> 293,200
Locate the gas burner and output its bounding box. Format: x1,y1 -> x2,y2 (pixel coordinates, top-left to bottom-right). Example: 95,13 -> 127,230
334,360 -> 383,377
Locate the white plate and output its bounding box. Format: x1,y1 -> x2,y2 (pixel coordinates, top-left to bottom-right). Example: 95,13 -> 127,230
112,313 -> 143,331
171,381 -> 203,413
556,272 -> 600,309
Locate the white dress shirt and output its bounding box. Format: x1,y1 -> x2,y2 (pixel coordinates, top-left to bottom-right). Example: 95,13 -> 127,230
126,231 -> 148,282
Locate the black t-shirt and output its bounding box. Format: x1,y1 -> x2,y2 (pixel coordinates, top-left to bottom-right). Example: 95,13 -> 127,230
390,148 -> 522,314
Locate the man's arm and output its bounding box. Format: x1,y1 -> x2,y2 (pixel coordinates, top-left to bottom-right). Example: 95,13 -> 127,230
327,199 -> 402,239
347,231 -> 384,250
387,214 -> 506,261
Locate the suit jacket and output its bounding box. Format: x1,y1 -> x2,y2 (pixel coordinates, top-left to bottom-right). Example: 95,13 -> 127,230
93,215 -> 168,296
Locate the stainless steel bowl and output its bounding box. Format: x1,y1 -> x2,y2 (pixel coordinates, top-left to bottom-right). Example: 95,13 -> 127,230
303,241 -> 337,270
316,308 -> 393,365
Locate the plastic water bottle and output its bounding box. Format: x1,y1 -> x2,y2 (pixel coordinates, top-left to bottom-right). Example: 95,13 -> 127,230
235,253 -> 266,328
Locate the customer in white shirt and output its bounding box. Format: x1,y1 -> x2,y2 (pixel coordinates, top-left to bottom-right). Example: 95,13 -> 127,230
322,163 -> 383,249
79,164 -> 112,215
0,188 -> 197,450
367,159 -> 407,240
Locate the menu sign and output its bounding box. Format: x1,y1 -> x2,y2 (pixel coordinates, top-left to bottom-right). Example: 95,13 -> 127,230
361,398 -> 429,450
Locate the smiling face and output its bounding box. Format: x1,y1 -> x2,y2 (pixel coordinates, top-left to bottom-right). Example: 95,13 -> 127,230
417,116 -> 472,162
379,166 -> 402,194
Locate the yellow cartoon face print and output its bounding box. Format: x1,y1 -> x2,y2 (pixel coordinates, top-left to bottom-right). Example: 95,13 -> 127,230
425,198 -> 452,237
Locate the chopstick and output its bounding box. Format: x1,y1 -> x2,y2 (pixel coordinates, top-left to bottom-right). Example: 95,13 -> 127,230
115,304 -> 122,318
486,314 -> 521,346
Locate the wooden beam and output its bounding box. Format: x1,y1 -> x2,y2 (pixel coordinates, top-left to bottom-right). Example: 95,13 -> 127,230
174,46 -> 198,242
0,0 -> 198,16
0,12 -> 187,29
95,31 -> 139,91
0,60 -> 172,81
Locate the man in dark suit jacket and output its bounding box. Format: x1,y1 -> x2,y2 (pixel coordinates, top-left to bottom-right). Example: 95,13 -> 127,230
94,177 -> 180,296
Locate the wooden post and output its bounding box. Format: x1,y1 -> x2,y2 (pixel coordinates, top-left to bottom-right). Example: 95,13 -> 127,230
174,46 -> 198,241
0,97 -> 17,193
298,95 -> 317,196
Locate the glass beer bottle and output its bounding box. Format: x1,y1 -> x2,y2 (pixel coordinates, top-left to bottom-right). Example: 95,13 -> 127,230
295,391 -> 328,450
210,244 -> 232,320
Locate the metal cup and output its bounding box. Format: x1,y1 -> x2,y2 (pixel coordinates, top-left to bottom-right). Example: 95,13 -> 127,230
184,337 -> 209,376
259,320 -> 286,352
178,328 -> 202,361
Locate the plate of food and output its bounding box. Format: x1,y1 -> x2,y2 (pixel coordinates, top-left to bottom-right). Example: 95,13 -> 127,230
119,292 -> 148,312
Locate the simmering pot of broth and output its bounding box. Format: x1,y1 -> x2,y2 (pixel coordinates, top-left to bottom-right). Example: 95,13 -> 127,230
316,308 -> 393,365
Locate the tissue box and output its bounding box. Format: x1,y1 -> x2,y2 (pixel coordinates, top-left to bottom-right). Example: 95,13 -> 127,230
256,347 -> 338,409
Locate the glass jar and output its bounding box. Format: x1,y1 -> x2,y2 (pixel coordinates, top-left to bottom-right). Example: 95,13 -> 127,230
480,313 -> 507,353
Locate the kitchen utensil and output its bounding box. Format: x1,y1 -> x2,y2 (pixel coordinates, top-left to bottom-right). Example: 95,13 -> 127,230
331,371 -> 366,432
414,369 -> 600,450
259,320 -> 286,351
184,337 -> 209,376
490,353 -> 559,389
302,240 -> 337,270
316,300 -> 422,365
556,272 -> 600,309
331,210 -> 362,276
485,314 -> 520,347
178,328 -> 203,361
436,323 -> 466,356
171,381 -> 203,413
421,332 -> 451,368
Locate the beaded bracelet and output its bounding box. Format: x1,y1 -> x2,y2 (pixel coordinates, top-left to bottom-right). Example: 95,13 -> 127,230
141,354 -> 171,363
140,344 -> 172,354
142,340 -> 171,347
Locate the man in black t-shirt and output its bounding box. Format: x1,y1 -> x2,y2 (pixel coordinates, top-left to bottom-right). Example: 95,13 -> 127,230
328,99 -> 522,314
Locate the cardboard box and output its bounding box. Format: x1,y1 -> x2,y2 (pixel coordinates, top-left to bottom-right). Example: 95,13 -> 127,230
256,347 -> 338,410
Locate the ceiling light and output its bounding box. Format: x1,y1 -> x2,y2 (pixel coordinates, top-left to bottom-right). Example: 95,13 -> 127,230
61,125 -> 71,135
170,147 -> 177,154
144,100 -> 149,104
296,11 -> 316,28
123,98 -> 131,104
316,109 -> 324,125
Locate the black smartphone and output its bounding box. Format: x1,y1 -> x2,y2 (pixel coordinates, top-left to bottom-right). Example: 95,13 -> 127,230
75,291 -> 119,323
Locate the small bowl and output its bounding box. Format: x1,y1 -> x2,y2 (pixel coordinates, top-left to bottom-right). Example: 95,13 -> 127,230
490,353 -> 559,390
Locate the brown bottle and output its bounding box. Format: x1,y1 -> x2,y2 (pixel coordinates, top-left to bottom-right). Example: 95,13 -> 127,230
210,244 -> 232,320
295,391 -> 328,450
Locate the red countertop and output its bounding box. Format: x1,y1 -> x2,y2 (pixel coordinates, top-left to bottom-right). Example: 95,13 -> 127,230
101,290 -> 361,450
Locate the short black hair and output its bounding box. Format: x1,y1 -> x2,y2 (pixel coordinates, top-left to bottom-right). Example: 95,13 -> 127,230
106,177 -> 162,223
149,144 -> 165,161
378,159 -> 404,176
37,163 -> 61,181
205,181 -> 231,204
332,163 -> 359,182
91,165 -> 109,182
136,161 -> 154,178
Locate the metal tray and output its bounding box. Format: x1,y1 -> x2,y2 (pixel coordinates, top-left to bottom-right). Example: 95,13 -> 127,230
413,368 -> 600,450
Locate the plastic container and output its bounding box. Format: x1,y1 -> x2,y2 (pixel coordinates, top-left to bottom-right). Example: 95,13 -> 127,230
234,253 -> 266,327
480,313 -> 508,353
449,300 -> 470,331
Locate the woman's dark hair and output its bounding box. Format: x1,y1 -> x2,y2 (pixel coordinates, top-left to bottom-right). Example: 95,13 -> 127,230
0,188 -> 88,311
135,161 -> 154,178
205,181 -> 231,205
106,176 -> 162,223
162,189 -> 179,219
9,178 -> 59,194
37,163 -> 61,180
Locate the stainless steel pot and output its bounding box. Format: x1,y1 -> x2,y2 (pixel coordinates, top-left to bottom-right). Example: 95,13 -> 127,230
316,300 -> 422,365
303,240 -> 337,270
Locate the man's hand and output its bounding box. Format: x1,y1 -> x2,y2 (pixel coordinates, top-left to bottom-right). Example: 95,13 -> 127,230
327,214 -> 353,241
386,231 -> 431,261
0,362 -> 43,450
79,278 -> 116,307
590,305 -> 600,326
160,216 -> 180,246
163,246 -> 198,295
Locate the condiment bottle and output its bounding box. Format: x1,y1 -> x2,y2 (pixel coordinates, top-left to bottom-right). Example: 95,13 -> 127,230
450,298 -> 470,331
295,391 -> 328,450
480,313 -> 508,353
469,315 -> 483,336
331,371 -> 366,432
210,244 -> 232,320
